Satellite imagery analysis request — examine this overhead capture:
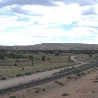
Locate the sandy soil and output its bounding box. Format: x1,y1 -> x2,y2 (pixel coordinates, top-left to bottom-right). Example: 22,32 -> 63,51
0,56 -> 86,89
33,69 -> 98,98
2,67 -> 98,98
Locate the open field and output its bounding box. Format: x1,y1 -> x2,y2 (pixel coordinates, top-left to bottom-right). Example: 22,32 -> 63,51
75,54 -> 98,63
0,50 -> 98,80
0,55 -> 87,89
0,51 -> 77,80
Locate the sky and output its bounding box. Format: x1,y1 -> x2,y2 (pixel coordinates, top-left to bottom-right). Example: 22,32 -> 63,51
0,0 -> 98,45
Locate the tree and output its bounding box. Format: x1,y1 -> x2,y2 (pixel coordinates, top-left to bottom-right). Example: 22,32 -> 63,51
29,55 -> 34,66
89,53 -> 92,57
55,51 -> 59,58
41,55 -> 45,61
68,50 -> 71,62
89,50 -> 93,57
0,53 -> 4,59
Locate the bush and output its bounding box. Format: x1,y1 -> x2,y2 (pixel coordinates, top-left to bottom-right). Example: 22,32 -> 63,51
35,89 -> 40,93
1,77 -> 6,80
42,88 -> 46,91
36,58 -> 40,60
25,72 -> 32,75
92,91 -> 95,93
55,52 -> 59,56
89,53 -> 92,57
9,96 -> 16,98
67,76 -> 72,79
14,63 -> 17,66
55,81 -> 64,86
16,74 -> 24,77
16,60 -> 19,62
58,66 -> 62,68
47,58 -> 50,60
77,73 -> 81,77
62,93 -> 69,96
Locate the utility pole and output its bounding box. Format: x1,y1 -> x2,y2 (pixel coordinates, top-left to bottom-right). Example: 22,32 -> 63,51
1,89 -> 3,97
29,55 -> 34,66
69,49 -> 71,62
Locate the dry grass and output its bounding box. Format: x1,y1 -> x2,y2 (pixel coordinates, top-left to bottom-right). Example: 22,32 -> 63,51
75,54 -> 97,63
0,52 -> 97,80
0,52 -> 77,79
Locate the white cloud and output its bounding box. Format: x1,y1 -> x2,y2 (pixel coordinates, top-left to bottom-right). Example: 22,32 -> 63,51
0,1 -> 98,45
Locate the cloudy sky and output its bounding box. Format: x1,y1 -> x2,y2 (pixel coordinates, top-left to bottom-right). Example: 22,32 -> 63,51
0,0 -> 98,45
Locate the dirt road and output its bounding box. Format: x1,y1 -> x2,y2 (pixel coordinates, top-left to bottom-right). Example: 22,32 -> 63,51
71,56 -> 86,65
0,56 -> 86,89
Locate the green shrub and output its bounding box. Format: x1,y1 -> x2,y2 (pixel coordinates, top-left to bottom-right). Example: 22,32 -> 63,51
67,76 -> 72,79
14,63 -> 17,66
55,81 -> 64,86
42,88 -> 46,91
62,93 -> 69,96
47,58 -> 50,60
36,58 -> 40,60
9,96 -> 16,98
25,72 -> 32,75
1,77 -> 6,80
35,89 -> 40,93
16,74 -> 24,77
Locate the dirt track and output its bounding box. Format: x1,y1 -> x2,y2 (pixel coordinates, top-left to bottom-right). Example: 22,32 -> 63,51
0,56 -> 86,89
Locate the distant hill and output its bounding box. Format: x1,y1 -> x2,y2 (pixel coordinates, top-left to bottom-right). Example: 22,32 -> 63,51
0,43 -> 98,50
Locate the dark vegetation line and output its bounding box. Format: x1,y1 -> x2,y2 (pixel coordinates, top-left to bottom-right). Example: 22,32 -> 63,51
0,49 -> 97,59
0,62 -> 98,96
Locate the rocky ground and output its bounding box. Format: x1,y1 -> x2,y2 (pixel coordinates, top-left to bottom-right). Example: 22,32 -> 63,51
2,66 -> 98,98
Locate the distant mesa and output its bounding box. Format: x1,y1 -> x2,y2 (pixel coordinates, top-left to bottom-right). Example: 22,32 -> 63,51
0,43 -> 98,50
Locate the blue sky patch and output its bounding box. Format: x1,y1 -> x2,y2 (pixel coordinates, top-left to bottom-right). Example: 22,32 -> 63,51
49,22 -> 78,30
17,17 -> 30,22
61,22 -> 78,30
